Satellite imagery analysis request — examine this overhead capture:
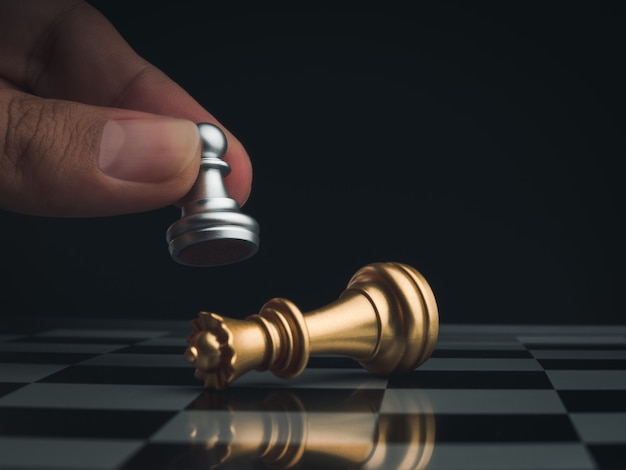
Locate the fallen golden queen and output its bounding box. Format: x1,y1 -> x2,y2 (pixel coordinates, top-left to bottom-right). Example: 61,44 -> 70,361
185,262 -> 439,389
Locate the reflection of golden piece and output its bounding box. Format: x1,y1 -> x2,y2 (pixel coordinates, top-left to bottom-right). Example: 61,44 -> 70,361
183,389 -> 435,469
186,262 -> 438,389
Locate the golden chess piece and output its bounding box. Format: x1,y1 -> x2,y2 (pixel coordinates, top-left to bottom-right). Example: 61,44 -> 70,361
185,262 -> 438,389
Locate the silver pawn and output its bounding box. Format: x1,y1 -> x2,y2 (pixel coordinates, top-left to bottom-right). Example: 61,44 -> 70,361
166,123 -> 260,267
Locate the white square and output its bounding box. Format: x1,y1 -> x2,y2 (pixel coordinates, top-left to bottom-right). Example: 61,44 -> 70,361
0,437 -> 142,469
546,371 -> 626,390
571,413 -> 626,443
380,389 -> 566,414
425,443 -> 595,470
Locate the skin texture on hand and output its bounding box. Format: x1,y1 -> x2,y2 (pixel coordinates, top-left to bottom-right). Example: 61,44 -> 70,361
0,0 -> 252,216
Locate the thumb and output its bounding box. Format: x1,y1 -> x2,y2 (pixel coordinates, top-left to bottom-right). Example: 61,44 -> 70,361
0,90 -> 201,217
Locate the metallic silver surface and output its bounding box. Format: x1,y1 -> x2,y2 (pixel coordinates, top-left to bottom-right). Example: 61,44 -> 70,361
166,123 -> 260,266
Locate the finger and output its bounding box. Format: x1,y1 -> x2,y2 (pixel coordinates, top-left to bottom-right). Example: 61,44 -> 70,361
106,66 -> 254,207
0,0 -> 252,206
0,89 -> 201,217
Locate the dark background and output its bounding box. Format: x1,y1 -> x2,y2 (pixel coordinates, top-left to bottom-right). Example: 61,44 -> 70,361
1,1 -> 624,325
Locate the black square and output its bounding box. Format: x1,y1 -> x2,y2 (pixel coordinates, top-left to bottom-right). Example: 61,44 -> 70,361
525,343 -> 626,350
538,359 -> 626,370
0,407 -> 175,439
588,444 -> 626,470
9,335 -> 146,345
423,414 -> 579,442
0,351 -> 95,364
0,383 -> 24,398
432,349 -> 533,358
558,390 -> 626,412
113,345 -> 187,355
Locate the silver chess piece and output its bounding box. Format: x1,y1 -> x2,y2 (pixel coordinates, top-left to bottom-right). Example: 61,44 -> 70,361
166,123 -> 260,267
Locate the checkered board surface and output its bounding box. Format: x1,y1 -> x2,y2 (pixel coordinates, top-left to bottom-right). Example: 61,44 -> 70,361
1,318 -> 625,470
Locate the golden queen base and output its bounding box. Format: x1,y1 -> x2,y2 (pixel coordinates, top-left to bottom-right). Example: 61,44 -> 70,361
185,262 -> 439,389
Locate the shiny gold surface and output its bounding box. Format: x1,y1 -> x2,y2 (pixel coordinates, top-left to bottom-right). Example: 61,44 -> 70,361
184,388 -> 435,469
186,262 -> 438,389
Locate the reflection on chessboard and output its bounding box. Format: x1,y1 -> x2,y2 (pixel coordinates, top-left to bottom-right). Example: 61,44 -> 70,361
165,388 -> 434,469
1,318 -> 626,469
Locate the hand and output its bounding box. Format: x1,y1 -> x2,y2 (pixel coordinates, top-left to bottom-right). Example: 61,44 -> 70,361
0,0 -> 252,217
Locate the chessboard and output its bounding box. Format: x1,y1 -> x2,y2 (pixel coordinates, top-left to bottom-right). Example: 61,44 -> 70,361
1,317 -> 625,470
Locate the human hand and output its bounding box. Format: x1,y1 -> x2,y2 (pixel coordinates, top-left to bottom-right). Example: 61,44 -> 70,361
0,0 -> 252,217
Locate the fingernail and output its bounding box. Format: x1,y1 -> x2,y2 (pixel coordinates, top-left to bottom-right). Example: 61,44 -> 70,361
99,118 -> 199,183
